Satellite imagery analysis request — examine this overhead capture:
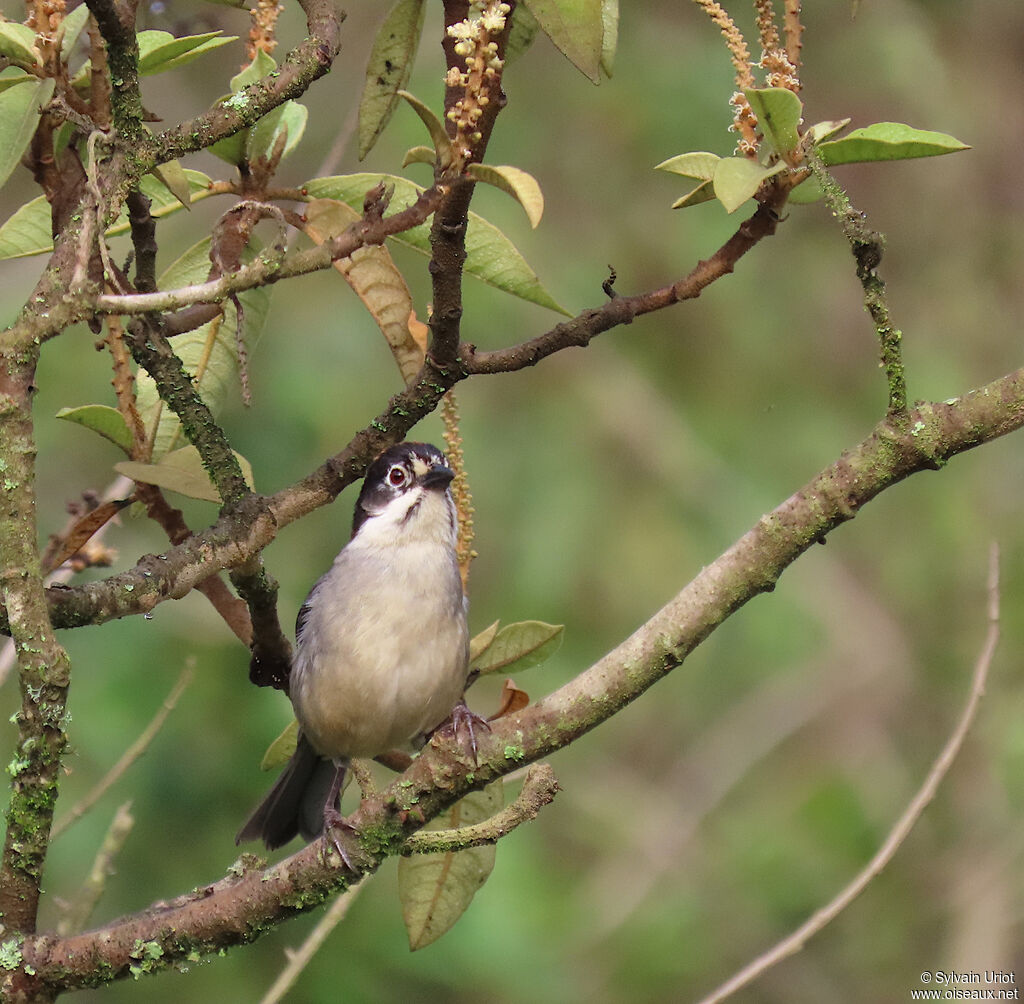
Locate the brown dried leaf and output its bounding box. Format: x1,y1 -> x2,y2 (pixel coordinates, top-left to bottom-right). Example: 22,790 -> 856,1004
42,498 -> 132,574
489,678 -> 530,721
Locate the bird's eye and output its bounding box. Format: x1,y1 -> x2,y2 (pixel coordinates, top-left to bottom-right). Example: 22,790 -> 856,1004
387,465 -> 408,487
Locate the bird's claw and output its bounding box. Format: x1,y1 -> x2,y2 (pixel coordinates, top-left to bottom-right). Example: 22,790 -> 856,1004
438,699 -> 491,765
321,806 -> 359,872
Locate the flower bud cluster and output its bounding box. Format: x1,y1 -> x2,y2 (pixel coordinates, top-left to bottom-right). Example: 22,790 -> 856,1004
444,1 -> 509,162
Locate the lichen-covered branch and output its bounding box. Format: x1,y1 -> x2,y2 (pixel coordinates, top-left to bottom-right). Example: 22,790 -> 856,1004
151,0 -> 344,167
401,763 -> 560,854
15,366 -> 1024,992
0,346 -> 72,941
809,152 -> 907,416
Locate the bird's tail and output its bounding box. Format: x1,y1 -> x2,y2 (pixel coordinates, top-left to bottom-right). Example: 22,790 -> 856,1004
236,734 -> 340,849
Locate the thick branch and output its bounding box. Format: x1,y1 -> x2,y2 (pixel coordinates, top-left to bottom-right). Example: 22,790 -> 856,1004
15,369 -> 1024,991
0,347 -> 72,938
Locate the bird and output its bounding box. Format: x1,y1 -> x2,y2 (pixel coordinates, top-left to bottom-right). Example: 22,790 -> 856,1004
236,442 -> 474,857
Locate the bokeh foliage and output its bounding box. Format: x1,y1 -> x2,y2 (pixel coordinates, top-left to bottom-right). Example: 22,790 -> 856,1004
1,1 -> 1022,1000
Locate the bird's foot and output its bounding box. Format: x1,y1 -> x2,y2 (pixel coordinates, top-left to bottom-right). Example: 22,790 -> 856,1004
321,806 -> 360,872
433,699 -> 491,765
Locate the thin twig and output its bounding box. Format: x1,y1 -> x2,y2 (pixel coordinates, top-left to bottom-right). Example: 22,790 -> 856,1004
697,543 -> 1001,1004
401,763 -> 560,854
808,150 -> 907,416
52,663 -> 194,840
257,882 -> 365,1004
56,802 -> 135,936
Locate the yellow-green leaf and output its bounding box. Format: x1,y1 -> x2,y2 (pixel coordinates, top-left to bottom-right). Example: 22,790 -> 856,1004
807,118 -> 850,144
600,0 -> 618,78
358,0 -> 427,160
0,77 -> 53,190
522,0 -> 603,83
0,22 -> 40,68
473,620 -> 564,674
670,180 -> 715,209
56,405 -> 134,454
260,719 -> 299,771
0,69 -> 33,96
150,160 -> 192,210
398,89 -> 455,170
469,620 -> 501,663
744,87 -> 803,157
0,169 -> 215,261
817,121 -> 970,166
399,782 -> 503,950
505,3 -> 540,63
59,2 -> 91,56
303,198 -> 425,386
137,30 -> 237,76
115,446 -> 255,503
712,157 -> 785,213
402,145 -> 436,168
247,100 -> 308,163
655,151 -> 720,181
303,174 -> 571,315
466,163 -> 544,229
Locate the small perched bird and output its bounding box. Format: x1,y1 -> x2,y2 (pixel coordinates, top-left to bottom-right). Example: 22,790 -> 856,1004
237,442 -> 471,853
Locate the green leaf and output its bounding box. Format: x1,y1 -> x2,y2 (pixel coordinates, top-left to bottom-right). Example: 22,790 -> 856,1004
670,180 -> 715,209
600,0 -> 618,78
115,446 -> 255,503
208,119 -> 248,166
137,30 -> 237,76
247,100 -> 308,162
358,0 -> 427,160
402,145 -> 436,168
59,2 -> 92,56
466,163 -> 544,228
712,157 -> 785,213
260,718 -> 298,771
473,620 -> 564,674
807,118 -> 850,144
817,122 -> 970,166
505,4 -> 540,64
55,405 -> 134,454
0,22 -> 40,68
469,620 -> 501,663
398,90 -> 455,170
0,77 -> 53,190
150,159 -> 192,209
0,169 -> 215,261
303,174 -> 571,314
399,782 -> 502,950
522,0 -> 603,83
655,151 -> 720,181
0,69 -> 33,96
231,49 -> 277,92
135,237 -> 271,459
744,87 -> 803,158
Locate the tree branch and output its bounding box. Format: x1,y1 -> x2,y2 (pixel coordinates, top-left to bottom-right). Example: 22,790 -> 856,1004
15,378 -> 1024,991
400,763 -> 560,854
150,0 -> 344,166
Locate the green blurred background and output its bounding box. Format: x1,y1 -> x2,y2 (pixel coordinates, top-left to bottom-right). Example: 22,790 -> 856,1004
2,1 -> 1022,1000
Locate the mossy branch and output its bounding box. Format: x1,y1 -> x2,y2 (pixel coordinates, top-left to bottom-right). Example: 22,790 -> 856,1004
809,151 -> 908,417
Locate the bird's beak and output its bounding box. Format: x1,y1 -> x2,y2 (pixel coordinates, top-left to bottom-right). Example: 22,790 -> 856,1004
420,463 -> 455,489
